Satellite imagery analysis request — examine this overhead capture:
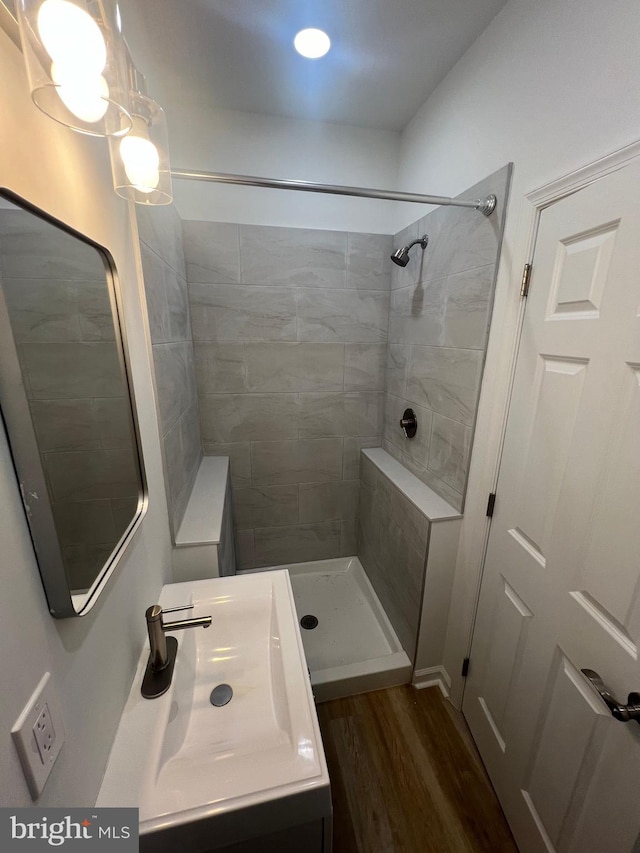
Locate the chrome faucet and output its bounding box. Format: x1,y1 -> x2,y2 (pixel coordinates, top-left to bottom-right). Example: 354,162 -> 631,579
141,604 -> 212,699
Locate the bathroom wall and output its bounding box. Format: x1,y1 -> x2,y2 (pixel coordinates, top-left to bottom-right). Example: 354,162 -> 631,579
183,220 -> 392,569
169,108 -> 401,234
137,204 -> 202,536
383,166 -> 510,511
0,23 -> 172,807
396,0 -> 640,704
0,209 -> 139,590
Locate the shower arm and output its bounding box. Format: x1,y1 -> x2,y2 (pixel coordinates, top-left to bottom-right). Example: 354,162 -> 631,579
170,168 -> 497,216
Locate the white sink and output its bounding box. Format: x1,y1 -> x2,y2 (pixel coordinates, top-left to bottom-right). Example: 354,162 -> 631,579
97,571 -> 331,851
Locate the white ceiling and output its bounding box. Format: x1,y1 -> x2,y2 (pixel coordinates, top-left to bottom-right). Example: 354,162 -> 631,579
121,0 -> 507,132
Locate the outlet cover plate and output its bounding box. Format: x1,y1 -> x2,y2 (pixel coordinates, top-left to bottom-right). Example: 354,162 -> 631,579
11,672 -> 65,799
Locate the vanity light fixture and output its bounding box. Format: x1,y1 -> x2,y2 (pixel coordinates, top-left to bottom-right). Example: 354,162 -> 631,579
294,28 -> 331,59
108,61 -> 173,205
16,0 -> 132,137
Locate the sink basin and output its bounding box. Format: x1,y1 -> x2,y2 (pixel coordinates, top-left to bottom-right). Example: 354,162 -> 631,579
97,571 -> 331,851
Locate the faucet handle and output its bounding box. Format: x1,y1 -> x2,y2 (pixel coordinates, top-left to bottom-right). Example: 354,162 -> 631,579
162,604 -> 194,614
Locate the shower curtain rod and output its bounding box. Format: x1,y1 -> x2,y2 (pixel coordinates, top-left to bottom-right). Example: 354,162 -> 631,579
170,168 -> 497,216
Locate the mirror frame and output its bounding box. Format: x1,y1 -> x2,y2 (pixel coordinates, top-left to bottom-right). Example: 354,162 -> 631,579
0,189 -> 148,617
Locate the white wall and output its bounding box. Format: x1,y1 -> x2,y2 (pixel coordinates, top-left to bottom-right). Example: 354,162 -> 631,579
0,27 -> 173,805
170,105 -> 401,233
396,0 -> 640,704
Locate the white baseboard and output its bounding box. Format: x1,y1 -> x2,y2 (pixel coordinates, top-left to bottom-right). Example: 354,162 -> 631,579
412,665 -> 451,697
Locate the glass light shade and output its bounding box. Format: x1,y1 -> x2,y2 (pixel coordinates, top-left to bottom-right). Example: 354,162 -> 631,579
109,97 -> 172,205
16,0 -> 132,137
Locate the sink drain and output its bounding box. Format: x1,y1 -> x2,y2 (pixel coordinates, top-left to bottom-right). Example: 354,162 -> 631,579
300,614 -> 319,630
210,684 -> 233,707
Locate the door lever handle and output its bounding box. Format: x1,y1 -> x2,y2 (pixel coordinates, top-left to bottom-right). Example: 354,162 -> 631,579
581,669 -> 640,725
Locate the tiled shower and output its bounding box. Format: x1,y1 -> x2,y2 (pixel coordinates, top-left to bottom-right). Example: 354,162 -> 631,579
184,221 -> 391,569
137,164 -> 510,678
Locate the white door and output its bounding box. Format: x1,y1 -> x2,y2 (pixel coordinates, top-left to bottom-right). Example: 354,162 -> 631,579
463,159 -> 640,852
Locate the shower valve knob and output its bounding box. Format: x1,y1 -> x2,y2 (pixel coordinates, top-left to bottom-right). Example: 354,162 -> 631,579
400,408 -> 417,439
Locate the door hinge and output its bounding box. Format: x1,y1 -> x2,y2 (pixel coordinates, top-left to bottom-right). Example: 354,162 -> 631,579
486,492 -> 496,517
521,263 -> 532,298
461,657 -> 470,678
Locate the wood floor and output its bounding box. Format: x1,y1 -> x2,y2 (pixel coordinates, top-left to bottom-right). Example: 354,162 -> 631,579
317,685 -> 518,853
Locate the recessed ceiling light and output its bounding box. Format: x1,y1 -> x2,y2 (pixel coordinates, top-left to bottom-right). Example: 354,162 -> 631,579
294,28 -> 331,59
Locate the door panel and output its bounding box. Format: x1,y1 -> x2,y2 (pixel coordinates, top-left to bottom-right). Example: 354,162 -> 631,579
463,161 -> 640,852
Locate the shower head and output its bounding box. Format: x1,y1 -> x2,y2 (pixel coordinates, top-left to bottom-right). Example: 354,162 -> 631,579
390,234 -> 428,267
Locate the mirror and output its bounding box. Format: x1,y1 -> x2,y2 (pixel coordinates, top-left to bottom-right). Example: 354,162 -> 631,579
0,192 -> 146,617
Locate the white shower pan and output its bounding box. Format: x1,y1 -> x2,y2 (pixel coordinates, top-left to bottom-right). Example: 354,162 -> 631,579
240,556 -> 412,702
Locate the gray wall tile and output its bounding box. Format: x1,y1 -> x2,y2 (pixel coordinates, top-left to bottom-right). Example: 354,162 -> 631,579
140,244 -> 170,344
297,289 -> 389,342
194,343 -> 248,394
428,413 -> 472,494
200,394 -> 298,443
190,284 -> 297,342
359,453 -> 379,490
163,417 -> 187,520
183,220 -> 240,284
0,209 -> 105,280
253,521 -> 342,567
299,481 -> 359,523
340,519 -> 358,556
442,264 -> 494,349
383,394 -> 433,474
388,279 -> 446,345
357,470 -> 428,660
46,448 -> 139,502
376,470 -> 430,554
395,448 -> 464,513
3,279 -> 81,342
180,401 -> 203,486
19,342 -> 124,399
77,281 -> 116,341
244,342 -> 345,392
204,442 -> 251,487
346,233 -> 392,290
52,500 -> 116,548
166,272 -> 191,342
251,439 -> 343,485
344,343 -> 386,391
95,397 -> 133,450
184,220 -> 393,564
137,203 -> 186,280
381,164 -> 510,509
233,485 -> 299,530
342,436 -> 381,481
299,391 -> 382,438
240,224 -> 347,288
139,205 -> 203,536
235,529 -> 256,570
153,342 -> 194,435
385,344 -> 410,399
30,399 -> 99,451
421,185 -> 506,281
406,346 -> 483,426
111,496 -> 139,537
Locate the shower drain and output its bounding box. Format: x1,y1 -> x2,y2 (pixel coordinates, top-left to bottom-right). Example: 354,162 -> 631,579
300,614 -> 319,630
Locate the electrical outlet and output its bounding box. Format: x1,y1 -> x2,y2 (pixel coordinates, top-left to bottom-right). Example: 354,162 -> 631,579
33,703 -> 56,762
12,673 -> 65,800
